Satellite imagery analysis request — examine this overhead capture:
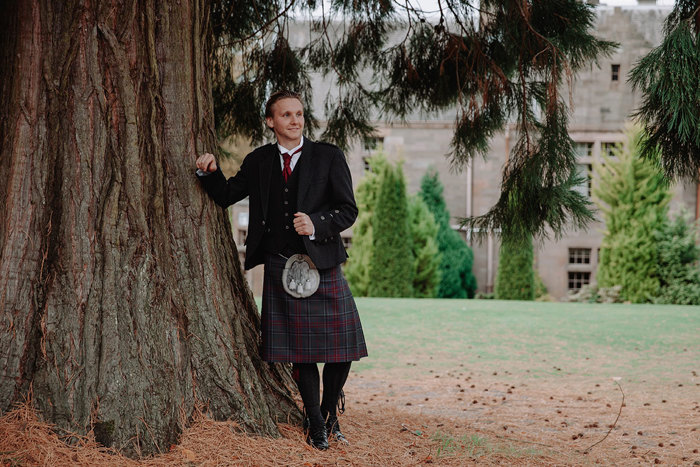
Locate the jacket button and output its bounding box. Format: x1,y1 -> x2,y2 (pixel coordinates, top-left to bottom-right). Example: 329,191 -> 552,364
284,188 -> 289,193
262,220 -> 265,225
321,215 -> 325,220
334,210 -> 339,213
285,225 -> 289,230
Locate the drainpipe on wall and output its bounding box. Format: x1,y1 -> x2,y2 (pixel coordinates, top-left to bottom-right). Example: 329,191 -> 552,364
466,162 -> 473,218
487,233 -> 494,293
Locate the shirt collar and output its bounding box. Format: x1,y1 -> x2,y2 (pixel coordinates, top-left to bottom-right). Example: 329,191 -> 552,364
277,136 -> 304,155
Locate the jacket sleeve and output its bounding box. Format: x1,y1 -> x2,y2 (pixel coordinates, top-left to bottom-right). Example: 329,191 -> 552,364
196,156 -> 250,208
308,149 -> 358,241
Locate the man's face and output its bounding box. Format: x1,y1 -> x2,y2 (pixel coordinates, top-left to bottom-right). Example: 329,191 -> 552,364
266,97 -> 304,146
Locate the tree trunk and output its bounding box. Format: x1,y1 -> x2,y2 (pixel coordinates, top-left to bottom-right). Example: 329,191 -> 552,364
0,0 -> 300,457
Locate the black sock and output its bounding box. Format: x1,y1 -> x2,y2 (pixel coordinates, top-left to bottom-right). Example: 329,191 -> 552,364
321,361 -> 351,420
292,363 -> 323,431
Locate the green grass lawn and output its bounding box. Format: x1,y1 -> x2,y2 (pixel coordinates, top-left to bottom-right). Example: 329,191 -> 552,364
352,298 -> 700,384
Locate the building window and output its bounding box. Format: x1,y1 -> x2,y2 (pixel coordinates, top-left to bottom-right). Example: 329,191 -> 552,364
237,211 -> 249,227
573,142 -> 593,159
602,142 -> 621,158
611,64 -> 620,81
574,164 -> 593,197
362,136 -> 384,172
569,248 -> 591,264
568,271 -> 591,291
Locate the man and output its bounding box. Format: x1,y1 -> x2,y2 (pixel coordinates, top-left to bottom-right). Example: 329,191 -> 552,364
195,90 -> 368,450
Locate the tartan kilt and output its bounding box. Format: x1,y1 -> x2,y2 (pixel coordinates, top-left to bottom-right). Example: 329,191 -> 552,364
261,254 -> 368,363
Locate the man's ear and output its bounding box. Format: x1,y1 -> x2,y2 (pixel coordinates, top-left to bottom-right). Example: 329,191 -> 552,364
265,117 -> 274,129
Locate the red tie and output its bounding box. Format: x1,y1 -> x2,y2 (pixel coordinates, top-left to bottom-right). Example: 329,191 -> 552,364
281,147 -> 302,182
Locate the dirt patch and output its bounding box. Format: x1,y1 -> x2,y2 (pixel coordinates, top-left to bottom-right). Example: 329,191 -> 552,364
346,364 -> 700,466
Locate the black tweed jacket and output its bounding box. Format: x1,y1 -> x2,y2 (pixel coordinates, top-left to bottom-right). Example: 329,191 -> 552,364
197,139 -> 358,270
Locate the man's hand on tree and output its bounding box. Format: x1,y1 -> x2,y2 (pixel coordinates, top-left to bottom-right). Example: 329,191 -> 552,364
293,212 -> 314,236
196,153 -> 217,173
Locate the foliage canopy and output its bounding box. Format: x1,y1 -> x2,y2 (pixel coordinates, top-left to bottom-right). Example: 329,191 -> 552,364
210,0 -> 616,241
630,0 -> 700,181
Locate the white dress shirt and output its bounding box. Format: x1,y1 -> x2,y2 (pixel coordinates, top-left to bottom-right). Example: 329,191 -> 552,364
278,136 -> 304,171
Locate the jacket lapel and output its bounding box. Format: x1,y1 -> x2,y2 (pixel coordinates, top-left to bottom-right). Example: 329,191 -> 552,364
259,144 -> 275,220
296,139 -> 314,208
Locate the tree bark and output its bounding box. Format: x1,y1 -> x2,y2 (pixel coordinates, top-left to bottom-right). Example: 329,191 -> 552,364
0,0 -> 300,457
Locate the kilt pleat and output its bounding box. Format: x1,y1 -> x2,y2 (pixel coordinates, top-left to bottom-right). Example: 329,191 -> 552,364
261,254 -> 368,363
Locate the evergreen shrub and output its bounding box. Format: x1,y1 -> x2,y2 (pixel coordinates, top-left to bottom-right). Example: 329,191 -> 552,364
654,212 -> 700,305
594,129 -> 671,303
419,169 -> 477,298
495,236 -> 535,300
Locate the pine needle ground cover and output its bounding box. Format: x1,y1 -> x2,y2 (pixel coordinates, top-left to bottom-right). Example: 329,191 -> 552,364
2,300 -> 698,466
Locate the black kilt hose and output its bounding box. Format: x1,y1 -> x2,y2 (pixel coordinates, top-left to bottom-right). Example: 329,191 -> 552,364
261,254 -> 368,363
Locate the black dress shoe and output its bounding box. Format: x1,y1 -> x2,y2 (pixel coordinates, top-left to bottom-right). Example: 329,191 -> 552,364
306,425 -> 329,450
326,416 -> 349,445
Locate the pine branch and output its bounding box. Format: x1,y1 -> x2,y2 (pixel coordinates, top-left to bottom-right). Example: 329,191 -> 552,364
630,0 -> 700,181
209,0 -> 617,241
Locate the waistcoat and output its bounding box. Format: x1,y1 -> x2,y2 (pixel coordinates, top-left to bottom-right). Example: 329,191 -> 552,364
262,153 -> 307,256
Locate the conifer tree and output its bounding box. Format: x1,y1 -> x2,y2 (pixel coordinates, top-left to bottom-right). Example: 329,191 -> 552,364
419,169 -> 477,298
654,212 -> 700,305
630,0 -> 700,181
495,236 -> 535,300
344,153 -> 388,295
408,196 -> 441,298
368,162 -> 413,297
346,155 -> 441,298
594,129 -> 671,303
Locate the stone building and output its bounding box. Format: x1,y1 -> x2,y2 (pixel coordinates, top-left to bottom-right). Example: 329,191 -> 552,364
524,3 -> 694,300
225,2 -> 696,299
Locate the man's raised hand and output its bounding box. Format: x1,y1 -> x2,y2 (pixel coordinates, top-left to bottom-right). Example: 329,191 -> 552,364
196,153 -> 217,173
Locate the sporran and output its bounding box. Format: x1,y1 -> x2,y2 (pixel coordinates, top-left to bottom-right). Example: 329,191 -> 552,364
281,254 -> 320,298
